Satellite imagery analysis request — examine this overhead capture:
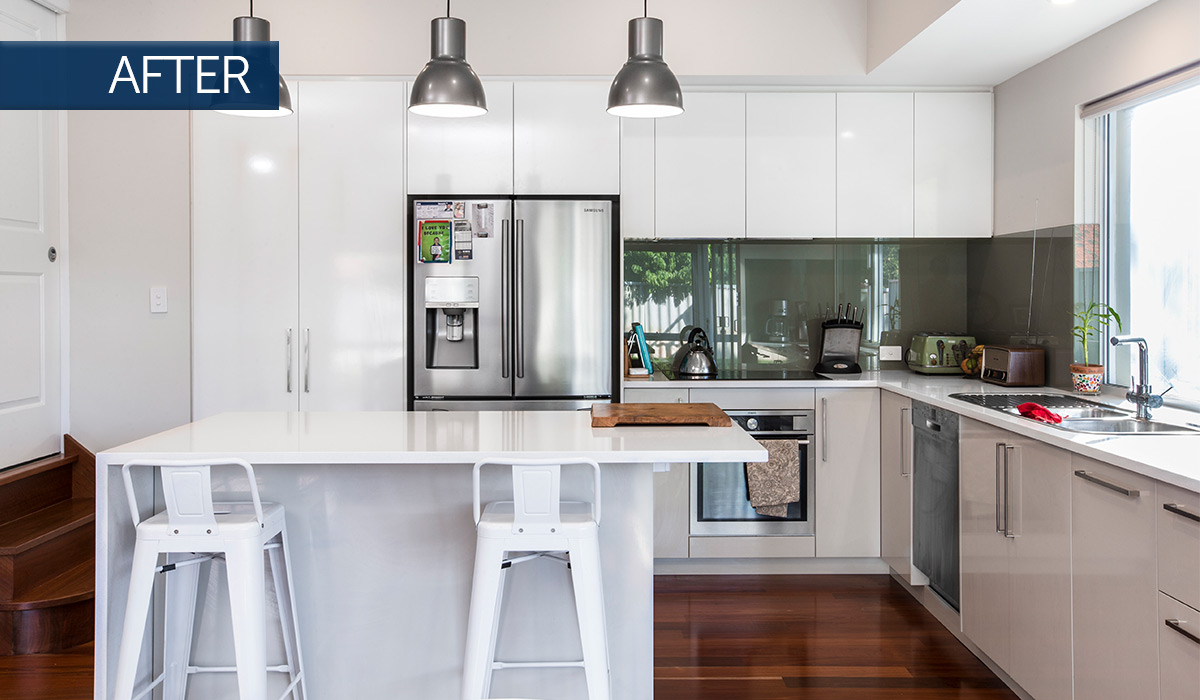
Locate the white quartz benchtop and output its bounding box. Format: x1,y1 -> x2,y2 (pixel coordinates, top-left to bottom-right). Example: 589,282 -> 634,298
100,410 -> 767,465
627,370 -> 1200,492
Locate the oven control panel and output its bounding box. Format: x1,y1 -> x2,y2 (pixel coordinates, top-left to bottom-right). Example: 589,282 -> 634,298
729,411 -> 815,435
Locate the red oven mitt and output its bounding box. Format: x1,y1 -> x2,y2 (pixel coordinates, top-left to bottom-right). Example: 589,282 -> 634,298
1017,402 -> 1062,424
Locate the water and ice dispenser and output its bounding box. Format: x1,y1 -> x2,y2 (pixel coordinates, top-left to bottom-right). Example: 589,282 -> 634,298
424,276 -> 480,369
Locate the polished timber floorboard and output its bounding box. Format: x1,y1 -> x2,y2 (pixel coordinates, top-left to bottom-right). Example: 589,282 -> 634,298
654,575 -> 1019,700
5,576 -> 1015,700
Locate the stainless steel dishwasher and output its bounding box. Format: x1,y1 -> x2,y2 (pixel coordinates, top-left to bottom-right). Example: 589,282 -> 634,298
912,401 -> 960,610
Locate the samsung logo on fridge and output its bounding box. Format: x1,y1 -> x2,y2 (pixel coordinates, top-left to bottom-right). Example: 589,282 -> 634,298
583,208 -> 607,213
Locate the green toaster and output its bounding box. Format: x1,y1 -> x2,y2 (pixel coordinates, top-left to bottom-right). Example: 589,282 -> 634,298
905,333 -> 976,374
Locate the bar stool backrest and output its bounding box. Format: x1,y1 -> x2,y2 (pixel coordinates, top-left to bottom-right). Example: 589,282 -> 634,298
121,458 -> 266,534
473,458 -> 602,534
160,465 -> 218,535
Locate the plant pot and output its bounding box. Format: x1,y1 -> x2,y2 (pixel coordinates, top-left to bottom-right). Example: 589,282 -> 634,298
1070,363 -> 1105,394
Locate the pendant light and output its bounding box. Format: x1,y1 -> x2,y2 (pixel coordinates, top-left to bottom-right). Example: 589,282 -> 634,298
607,0 -> 683,118
409,0 -> 487,118
213,0 -> 293,117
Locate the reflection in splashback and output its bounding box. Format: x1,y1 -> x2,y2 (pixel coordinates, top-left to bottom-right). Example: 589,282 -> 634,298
624,240 -> 971,372
966,226 -> 1075,387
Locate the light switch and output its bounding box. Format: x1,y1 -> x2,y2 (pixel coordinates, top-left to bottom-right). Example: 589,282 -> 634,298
150,286 -> 168,314
880,345 -> 903,361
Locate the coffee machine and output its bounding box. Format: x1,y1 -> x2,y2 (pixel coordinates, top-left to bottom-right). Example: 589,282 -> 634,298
424,276 -> 479,369
763,300 -> 792,343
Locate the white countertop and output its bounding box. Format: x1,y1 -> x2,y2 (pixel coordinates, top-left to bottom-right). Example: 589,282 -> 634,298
99,410 -> 768,465
626,370 -> 1200,492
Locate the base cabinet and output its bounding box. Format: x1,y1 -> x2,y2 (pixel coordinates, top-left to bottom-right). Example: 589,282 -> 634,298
815,389 -> 880,557
960,418 -> 1072,700
1159,592 -> 1200,699
1071,456 -> 1159,700
880,391 -> 926,584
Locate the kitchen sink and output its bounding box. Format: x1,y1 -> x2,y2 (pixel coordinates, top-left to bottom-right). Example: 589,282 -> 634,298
949,393 -> 1200,435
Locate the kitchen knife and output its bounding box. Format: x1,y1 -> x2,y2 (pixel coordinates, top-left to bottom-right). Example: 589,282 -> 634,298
836,304 -> 843,322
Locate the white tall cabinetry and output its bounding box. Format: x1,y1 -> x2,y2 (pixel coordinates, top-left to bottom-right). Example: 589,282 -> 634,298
192,81 -> 409,419
836,93 -> 914,239
959,418 -> 1072,700
654,92 -> 746,239
514,81 -> 619,194
814,389 -> 880,557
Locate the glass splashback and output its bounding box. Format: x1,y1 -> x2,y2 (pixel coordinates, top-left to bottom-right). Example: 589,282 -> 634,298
624,239 -> 969,371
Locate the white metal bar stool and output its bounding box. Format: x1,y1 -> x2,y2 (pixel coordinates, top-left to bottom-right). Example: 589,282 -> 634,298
112,459 -> 307,700
462,458 -> 610,700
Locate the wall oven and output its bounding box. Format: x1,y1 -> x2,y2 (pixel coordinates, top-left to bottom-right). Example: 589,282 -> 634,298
690,410 -> 816,536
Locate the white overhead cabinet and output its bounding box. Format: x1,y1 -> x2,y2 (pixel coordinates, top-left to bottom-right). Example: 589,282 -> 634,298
193,81 -> 408,419
959,418 -> 1072,700
514,81 -> 619,194
407,80 -> 515,195
814,389 -> 880,557
408,80 -> 619,196
654,92 -> 746,239
914,92 -> 993,238
620,118 -> 655,239
746,93 -> 836,238
836,93 -> 914,239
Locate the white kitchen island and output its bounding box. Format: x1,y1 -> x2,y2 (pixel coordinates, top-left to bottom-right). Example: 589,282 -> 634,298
94,411 -> 765,700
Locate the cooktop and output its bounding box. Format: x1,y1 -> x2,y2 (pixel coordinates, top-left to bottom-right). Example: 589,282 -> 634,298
664,368 -> 826,381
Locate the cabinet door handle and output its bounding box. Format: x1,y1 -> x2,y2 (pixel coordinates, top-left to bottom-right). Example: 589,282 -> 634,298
821,397 -> 828,462
1074,470 -> 1140,498
1165,618 -> 1200,645
516,219 -> 525,380
1164,503 -> 1200,523
303,328 -> 311,393
286,328 -> 293,393
899,407 -> 909,477
995,442 -> 1004,534
1004,444 -> 1015,538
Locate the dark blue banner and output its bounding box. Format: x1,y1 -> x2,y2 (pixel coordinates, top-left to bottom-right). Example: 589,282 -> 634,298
0,41 -> 280,110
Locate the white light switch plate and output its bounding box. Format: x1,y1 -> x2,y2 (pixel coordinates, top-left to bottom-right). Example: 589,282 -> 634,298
150,286 -> 168,313
880,345 -> 903,361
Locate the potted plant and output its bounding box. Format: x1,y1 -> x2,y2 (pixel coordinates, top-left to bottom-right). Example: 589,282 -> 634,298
1070,301 -> 1122,394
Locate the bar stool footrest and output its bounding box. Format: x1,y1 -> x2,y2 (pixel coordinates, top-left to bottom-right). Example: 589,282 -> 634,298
492,660 -> 586,670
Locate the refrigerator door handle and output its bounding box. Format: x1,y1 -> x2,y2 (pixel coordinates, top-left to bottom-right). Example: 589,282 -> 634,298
501,219 -> 510,379
516,218 -> 525,379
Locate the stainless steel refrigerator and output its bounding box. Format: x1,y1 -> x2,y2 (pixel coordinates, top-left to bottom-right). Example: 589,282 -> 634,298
409,197 -> 616,411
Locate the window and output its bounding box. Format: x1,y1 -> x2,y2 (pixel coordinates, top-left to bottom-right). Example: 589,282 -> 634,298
1093,76 -> 1200,405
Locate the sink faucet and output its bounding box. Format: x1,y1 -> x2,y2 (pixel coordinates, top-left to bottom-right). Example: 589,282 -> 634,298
1109,335 -> 1164,420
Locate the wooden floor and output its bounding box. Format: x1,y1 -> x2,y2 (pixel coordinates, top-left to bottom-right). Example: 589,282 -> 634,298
655,575 -> 1017,699
2,575 -> 1015,700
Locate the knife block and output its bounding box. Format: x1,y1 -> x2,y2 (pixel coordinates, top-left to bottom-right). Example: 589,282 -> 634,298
813,321 -> 862,374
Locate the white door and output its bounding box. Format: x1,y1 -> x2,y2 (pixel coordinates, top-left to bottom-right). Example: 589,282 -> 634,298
914,92 -> 993,238
192,91 -> 300,419
814,389 -> 881,557
407,81 -> 514,195
746,93 -> 836,238
654,92 -> 746,239
298,81 -> 408,411
513,81 -> 619,195
0,0 -> 61,467
836,93 -> 914,239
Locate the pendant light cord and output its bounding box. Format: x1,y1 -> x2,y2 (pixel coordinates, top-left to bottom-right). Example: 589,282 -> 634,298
644,0 -> 648,17
447,0 -> 451,18
249,0 -> 253,18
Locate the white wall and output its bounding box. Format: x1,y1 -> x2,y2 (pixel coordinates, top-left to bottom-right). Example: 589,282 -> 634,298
993,0 -> 1200,235
865,0 -> 959,72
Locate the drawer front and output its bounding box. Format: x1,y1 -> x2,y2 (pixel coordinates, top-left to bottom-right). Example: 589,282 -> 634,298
624,387 -> 688,404
1158,592 -> 1200,700
688,388 -> 816,410
1159,483 -> 1200,611
688,536 -> 816,559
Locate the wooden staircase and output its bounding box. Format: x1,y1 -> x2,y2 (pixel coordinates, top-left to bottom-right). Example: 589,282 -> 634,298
0,436 -> 95,655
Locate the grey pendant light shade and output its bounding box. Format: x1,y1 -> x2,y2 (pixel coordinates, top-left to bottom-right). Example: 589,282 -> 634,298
409,17 -> 487,118
213,15 -> 293,117
607,17 -> 683,118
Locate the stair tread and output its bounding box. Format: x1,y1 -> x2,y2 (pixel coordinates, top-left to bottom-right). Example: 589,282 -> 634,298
0,453 -> 77,490
0,560 -> 94,611
0,500 -> 95,555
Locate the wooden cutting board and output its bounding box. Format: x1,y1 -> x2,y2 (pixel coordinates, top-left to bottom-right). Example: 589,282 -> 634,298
591,402 -> 732,428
